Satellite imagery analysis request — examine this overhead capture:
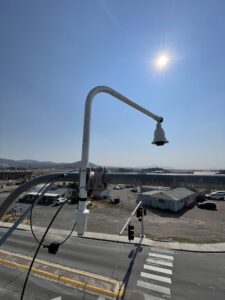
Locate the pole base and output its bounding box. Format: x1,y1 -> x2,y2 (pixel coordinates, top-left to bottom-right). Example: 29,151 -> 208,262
75,208 -> 89,236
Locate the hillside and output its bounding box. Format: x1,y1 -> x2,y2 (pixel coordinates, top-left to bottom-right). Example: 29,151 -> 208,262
0,158 -> 98,169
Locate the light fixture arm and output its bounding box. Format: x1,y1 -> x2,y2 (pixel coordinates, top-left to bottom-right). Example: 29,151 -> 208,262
79,86 -> 163,198
76,86 -> 165,236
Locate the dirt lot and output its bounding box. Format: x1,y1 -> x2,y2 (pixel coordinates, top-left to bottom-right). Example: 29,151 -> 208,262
1,186 -> 225,243
86,200 -> 225,243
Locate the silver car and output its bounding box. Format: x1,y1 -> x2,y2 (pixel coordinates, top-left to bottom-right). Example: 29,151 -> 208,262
206,191 -> 225,200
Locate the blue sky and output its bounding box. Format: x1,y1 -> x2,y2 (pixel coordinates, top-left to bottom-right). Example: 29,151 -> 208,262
0,0 -> 225,169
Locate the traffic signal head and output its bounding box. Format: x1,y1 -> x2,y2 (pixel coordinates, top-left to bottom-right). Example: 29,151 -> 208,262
136,207 -> 143,218
128,224 -> 134,241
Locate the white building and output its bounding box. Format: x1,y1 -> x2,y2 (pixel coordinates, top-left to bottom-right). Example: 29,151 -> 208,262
20,188 -> 73,204
140,187 -> 196,212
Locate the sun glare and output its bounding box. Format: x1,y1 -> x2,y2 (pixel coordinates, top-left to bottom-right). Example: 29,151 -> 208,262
156,54 -> 170,69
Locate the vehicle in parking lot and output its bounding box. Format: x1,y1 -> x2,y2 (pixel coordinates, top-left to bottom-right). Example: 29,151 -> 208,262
198,201 -> 217,210
113,185 -> 121,190
55,197 -> 67,205
205,191 -> 225,200
118,184 -> 125,189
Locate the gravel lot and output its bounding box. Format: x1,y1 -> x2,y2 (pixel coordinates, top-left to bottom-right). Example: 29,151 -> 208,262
1,185 -> 225,243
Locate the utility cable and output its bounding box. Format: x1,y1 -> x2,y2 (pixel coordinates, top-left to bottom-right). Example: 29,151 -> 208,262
20,201 -> 68,300
29,174 -> 76,248
29,176 -> 62,245
20,168 -> 83,299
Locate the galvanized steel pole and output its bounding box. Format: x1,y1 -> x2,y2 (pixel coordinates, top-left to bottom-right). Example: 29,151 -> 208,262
77,86 -> 163,236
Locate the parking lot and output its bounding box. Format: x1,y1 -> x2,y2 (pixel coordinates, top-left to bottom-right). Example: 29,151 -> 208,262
1,185 -> 225,243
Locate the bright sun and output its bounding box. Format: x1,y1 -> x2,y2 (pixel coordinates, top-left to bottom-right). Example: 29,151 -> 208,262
156,54 -> 170,69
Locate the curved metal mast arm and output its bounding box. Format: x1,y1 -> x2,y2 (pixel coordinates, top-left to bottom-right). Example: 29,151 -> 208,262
80,86 -> 163,172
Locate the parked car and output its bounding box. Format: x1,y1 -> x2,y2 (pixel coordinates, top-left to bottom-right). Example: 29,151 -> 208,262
205,191 -> 225,200
118,184 -> 125,189
198,201 -> 217,210
131,187 -> 138,193
55,197 -> 67,205
113,185 -> 121,190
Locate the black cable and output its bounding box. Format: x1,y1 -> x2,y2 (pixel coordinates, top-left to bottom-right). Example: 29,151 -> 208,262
29,175 -> 63,245
21,170 -> 79,299
20,201 -> 67,300
30,173 -> 77,247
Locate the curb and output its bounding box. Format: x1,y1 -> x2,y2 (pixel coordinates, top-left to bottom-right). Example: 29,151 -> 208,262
1,221 -> 225,253
0,249 -> 124,298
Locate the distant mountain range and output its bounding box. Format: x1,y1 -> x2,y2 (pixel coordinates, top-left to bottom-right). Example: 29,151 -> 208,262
1,158 -> 223,174
0,158 -> 176,173
0,158 -> 98,169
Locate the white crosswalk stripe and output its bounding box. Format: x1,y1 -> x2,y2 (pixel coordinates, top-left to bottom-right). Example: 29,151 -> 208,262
150,247 -> 174,255
141,292 -> 166,300
148,253 -> 174,261
144,264 -> 172,275
136,249 -> 174,299
137,280 -> 171,295
141,272 -> 172,284
146,258 -> 173,267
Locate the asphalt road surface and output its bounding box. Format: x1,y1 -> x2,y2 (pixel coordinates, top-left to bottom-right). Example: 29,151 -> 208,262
0,228 -> 225,300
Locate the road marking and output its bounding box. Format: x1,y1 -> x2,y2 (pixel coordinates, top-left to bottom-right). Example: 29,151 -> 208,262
0,257 -> 124,298
144,264 -> 172,275
141,292 -> 165,300
141,272 -> 171,284
150,247 -> 174,255
137,280 -> 171,295
146,258 -> 173,267
148,253 -> 174,261
0,249 -> 118,284
51,297 -> 62,300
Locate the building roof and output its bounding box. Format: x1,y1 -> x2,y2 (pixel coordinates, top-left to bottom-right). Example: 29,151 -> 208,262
27,187 -> 67,197
166,187 -> 196,200
142,187 -> 195,201
28,191 -> 60,197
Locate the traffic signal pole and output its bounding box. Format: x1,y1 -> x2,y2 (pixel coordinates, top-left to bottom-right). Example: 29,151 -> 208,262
140,185 -> 144,238
1,169 -> 224,246
119,201 -> 142,236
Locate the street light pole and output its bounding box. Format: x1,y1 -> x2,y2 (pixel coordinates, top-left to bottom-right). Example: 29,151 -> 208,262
76,86 -> 168,236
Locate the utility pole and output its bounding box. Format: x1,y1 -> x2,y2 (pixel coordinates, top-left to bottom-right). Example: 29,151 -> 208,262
140,185 -> 144,238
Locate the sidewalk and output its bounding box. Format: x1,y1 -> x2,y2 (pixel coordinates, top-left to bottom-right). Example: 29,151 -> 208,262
1,221 -> 225,253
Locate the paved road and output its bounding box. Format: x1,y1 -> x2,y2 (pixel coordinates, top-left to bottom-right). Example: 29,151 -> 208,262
0,228 -> 148,299
172,251 -> 225,300
0,264 -> 97,300
0,228 -> 225,299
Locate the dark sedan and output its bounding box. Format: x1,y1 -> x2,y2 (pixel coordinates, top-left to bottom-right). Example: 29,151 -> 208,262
198,201 -> 217,210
